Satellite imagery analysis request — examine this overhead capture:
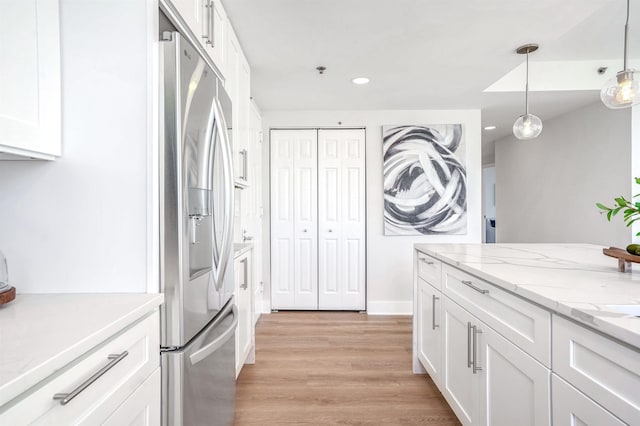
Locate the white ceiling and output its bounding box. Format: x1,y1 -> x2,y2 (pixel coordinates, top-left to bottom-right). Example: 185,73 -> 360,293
222,0 -> 639,150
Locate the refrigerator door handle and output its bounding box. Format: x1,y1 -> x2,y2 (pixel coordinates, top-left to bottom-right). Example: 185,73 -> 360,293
189,304 -> 237,365
211,96 -> 234,288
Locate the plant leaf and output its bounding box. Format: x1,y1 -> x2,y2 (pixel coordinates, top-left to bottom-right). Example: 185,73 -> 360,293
596,203 -> 611,211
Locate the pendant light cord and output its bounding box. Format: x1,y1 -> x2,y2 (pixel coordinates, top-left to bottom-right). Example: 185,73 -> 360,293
525,52 -> 529,115
624,0 -> 630,70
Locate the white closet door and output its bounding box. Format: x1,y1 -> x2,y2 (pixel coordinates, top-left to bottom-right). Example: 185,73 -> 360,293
270,129 -> 318,309
318,129 -> 366,310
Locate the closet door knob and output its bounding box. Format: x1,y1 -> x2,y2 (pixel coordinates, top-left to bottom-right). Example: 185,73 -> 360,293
328,229 -> 333,233
303,229 -> 308,233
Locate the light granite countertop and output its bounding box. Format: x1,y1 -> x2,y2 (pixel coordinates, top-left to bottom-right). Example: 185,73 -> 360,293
0,293 -> 164,406
414,243 -> 640,350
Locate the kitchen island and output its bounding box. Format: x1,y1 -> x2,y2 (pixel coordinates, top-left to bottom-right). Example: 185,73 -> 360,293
413,243 -> 639,426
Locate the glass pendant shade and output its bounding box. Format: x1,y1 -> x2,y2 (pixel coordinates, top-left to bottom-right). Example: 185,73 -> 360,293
600,70 -> 640,109
513,114 -> 543,140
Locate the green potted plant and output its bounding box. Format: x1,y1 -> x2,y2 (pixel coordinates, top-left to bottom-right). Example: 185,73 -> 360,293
597,177 -> 640,254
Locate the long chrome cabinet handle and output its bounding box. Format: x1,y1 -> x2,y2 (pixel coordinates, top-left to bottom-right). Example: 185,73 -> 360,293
53,351 -> 129,405
431,295 -> 439,330
461,280 -> 489,295
241,149 -> 248,181
467,322 -> 472,368
241,258 -> 248,290
203,0 -> 212,44
419,257 -> 434,265
472,326 -> 483,374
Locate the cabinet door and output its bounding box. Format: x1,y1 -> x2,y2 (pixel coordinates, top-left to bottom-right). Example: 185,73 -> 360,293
552,374 -> 625,426
235,251 -> 253,376
270,130 -> 318,310
477,322 -> 551,426
417,279 -> 442,386
103,369 -> 161,426
0,0 -> 61,159
209,0 -> 227,73
171,0 -> 200,40
317,129 -> 366,310
442,298 -> 481,426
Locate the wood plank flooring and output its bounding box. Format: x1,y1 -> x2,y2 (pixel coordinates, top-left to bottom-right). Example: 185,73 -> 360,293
235,312 -> 460,425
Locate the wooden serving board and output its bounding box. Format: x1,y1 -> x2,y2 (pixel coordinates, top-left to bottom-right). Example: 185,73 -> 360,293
0,286 -> 16,305
603,247 -> 640,272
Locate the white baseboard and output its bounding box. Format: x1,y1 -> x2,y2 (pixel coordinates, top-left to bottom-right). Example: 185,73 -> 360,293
366,301 -> 413,315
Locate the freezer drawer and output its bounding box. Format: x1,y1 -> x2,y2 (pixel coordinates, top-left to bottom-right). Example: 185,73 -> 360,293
162,300 -> 237,426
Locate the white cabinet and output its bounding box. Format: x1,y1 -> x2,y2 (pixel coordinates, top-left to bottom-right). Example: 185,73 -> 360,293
103,369 -> 161,426
416,250 -> 551,426
416,278 -> 442,386
477,318 -> 550,426
441,297 -> 481,425
270,129 -> 367,311
0,0 -> 61,160
226,26 -> 251,189
552,315 -> 640,425
552,375 -> 626,426
235,248 -> 255,377
0,311 -> 160,424
169,0 -> 227,76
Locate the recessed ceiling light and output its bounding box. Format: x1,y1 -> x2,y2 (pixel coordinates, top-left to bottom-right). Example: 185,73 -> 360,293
352,77 -> 370,85
484,126 -> 497,130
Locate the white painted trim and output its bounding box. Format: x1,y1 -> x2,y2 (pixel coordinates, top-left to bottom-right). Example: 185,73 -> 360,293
366,301 -> 413,315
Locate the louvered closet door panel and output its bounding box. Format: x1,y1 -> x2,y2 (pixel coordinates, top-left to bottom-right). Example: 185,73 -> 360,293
293,131 -> 318,309
270,129 -> 318,309
318,129 -> 366,310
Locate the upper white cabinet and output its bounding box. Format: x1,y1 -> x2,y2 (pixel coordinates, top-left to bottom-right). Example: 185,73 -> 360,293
170,0 -> 227,76
0,0 -> 61,160
226,25 -> 251,188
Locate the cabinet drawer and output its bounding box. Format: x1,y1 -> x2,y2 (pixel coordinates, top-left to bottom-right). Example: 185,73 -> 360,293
443,265 -> 551,367
552,374 -> 625,426
1,311 -> 159,425
416,252 -> 442,289
552,315 -> 640,425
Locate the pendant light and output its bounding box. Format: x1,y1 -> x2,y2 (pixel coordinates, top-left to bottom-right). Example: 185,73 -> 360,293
601,0 -> 640,109
513,44 -> 542,140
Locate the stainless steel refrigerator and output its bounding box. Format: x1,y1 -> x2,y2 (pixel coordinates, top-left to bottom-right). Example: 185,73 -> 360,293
159,30 -> 236,426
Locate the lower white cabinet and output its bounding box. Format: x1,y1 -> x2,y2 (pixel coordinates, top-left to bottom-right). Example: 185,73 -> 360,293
235,247 -> 255,377
442,298 -> 481,425
103,368 -> 161,426
552,374 -> 625,426
416,278 -> 442,386
477,316 -> 550,426
417,250 -> 551,426
0,310 -> 160,425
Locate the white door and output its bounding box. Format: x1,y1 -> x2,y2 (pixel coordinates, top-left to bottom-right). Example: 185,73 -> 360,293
442,298 -> 481,426
317,129 -> 366,310
417,279 -> 442,386
270,129 -> 318,309
478,321 -> 551,426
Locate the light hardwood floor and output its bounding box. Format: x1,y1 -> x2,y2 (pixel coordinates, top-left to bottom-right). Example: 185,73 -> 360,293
235,312 -> 460,425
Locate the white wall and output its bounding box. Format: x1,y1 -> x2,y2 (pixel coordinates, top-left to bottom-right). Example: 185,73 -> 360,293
261,110 -> 482,314
0,1 -> 156,293
495,101 -> 632,246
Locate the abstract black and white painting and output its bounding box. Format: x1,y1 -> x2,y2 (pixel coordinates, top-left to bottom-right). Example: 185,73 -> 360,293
382,124 -> 467,236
